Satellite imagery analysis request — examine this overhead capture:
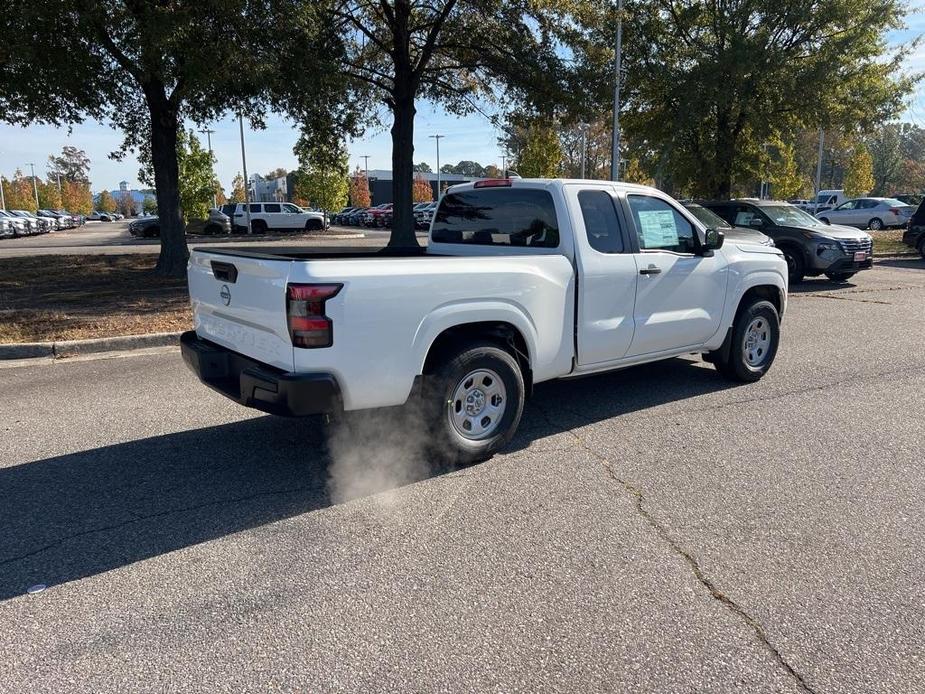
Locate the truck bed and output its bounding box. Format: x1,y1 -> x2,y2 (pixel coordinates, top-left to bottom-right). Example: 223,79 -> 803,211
200,245 -> 433,261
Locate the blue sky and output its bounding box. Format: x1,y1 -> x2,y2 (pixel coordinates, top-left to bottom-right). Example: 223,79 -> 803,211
0,17 -> 922,195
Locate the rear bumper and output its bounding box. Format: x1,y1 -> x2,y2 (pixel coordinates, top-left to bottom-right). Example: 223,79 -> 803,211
180,331 -> 341,416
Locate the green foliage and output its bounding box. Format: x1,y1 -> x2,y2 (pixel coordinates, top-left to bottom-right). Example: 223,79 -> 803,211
47,146 -> 91,185
38,179 -> 62,209
62,181 -> 93,214
767,138 -> 810,200
615,0 -> 919,198
514,123 -> 562,178
413,162 -> 433,173
97,190 -> 116,213
177,130 -> 217,221
440,161 -> 486,177
843,145 -> 875,197
294,146 -> 350,213
143,195 -> 157,214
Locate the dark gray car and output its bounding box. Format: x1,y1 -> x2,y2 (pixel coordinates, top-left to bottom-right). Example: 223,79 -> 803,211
701,199 -> 873,283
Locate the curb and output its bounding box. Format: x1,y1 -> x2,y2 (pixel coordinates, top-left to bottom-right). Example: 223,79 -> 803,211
0,331 -> 182,361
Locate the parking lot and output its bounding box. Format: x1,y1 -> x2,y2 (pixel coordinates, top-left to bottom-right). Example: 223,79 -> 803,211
1,261 -> 923,692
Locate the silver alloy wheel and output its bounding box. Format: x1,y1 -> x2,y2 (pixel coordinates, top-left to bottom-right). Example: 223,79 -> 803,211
448,368 -> 507,441
743,317 -> 771,367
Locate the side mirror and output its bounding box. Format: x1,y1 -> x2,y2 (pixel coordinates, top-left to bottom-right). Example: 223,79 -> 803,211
703,227 -> 725,252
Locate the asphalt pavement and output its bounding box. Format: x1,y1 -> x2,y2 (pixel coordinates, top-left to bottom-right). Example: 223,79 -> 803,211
1,262 -> 924,692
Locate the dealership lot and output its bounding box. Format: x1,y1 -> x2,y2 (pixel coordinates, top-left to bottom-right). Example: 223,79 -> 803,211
1,261 -> 923,693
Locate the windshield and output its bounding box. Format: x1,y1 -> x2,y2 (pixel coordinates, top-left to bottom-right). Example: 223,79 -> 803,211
761,204 -> 823,227
684,204 -> 729,229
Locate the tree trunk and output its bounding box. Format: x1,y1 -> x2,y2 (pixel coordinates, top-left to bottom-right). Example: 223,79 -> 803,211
146,88 -> 189,277
387,90 -> 420,249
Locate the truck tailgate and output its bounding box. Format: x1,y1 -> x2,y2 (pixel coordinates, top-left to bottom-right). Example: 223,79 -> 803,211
188,250 -> 294,371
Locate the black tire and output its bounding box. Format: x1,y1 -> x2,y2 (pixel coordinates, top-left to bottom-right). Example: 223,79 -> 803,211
713,300 -> 780,383
146,226 -> 160,238
204,223 -> 222,235
251,220 -> 268,235
780,245 -> 805,283
425,343 -> 525,465
868,217 -> 883,230
917,237 -> 925,260
305,218 -> 324,231
825,271 -> 856,282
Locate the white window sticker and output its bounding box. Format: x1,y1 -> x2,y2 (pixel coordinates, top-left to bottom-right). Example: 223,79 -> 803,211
637,210 -> 679,247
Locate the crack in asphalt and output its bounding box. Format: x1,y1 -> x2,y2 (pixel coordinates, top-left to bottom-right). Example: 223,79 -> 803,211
797,294 -> 891,305
533,404 -> 820,694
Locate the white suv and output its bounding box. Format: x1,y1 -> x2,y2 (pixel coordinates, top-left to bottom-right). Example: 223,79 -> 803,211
225,202 -> 326,234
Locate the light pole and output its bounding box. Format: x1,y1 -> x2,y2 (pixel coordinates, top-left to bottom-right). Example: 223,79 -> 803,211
430,134 -> 444,196
360,155 -> 370,181
200,128 -> 216,208
814,129 -> 825,213
501,153 -> 507,177
238,114 -> 251,233
610,0 -> 624,181
579,122 -> 590,179
28,162 -> 39,207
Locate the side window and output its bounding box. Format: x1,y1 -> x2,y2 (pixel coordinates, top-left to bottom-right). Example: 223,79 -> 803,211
432,188 -> 559,247
578,190 -> 624,253
733,207 -> 760,226
706,205 -> 735,226
627,195 -> 696,253
221,205 -> 235,217
264,203 -> 281,213
837,201 -> 856,210
859,199 -> 877,209
284,204 -> 301,213
249,204 -> 263,213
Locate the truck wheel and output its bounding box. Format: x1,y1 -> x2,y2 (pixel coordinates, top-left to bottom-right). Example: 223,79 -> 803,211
825,271 -> 855,282
918,237 -> 925,259
780,246 -> 805,283
426,344 -> 525,464
713,300 -> 780,383
251,220 -> 268,235
305,218 -> 324,231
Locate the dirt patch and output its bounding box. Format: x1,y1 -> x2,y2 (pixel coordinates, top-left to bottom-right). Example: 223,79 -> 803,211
872,230 -> 916,256
0,255 -> 191,343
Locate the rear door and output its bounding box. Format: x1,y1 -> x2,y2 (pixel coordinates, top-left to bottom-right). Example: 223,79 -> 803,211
187,250 -> 294,370
622,194 -> 727,357
566,185 -> 638,365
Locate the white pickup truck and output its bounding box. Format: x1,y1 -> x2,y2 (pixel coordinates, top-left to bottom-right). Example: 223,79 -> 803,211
182,179 -> 787,462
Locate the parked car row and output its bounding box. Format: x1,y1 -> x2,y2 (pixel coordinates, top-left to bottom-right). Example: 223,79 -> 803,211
129,208 -> 233,238
331,202 -> 438,230
814,197 -> 916,230
219,203 -> 327,234
87,211 -> 125,222
0,208 -> 85,237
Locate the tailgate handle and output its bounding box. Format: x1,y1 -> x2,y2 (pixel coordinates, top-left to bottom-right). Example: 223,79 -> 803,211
211,261 -> 238,283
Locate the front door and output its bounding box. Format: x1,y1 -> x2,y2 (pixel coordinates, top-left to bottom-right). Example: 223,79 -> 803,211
622,194 -> 728,357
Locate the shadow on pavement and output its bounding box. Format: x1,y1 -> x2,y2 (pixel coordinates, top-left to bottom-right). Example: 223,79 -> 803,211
874,257 -> 923,270
0,357 -> 734,601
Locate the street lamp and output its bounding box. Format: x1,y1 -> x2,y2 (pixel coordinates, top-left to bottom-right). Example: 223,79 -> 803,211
429,134 -> 444,196
238,114 -> 251,233
610,0 -> 624,181
200,127 -> 216,207
27,162 -> 39,207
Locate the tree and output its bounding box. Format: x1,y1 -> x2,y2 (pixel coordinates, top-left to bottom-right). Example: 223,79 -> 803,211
1,1 -> 271,276
48,146 -> 91,184
62,181 -> 93,215
264,167 -> 288,180
440,160 -> 485,177
97,190 -> 117,213
348,168 -> 371,207
37,179 -> 62,209
143,195 -> 157,214
214,184 -> 227,206
117,190 -> 135,216
2,170 -> 37,211
514,122 -> 561,177
294,146 -> 350,213
623,159 -> 654,186
413,173 -> 433,202
619,0 -> 918,198
484,164 -> 502,178
229,174 -> 247,204
276,0 -> 583,249
140,129 -> 217,220
766,138 -> 810,200
413,162 -> 433,173
843,144 -> 875,197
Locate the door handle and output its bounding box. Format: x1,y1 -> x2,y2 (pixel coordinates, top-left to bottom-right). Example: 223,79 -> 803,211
640,265 -> 662,275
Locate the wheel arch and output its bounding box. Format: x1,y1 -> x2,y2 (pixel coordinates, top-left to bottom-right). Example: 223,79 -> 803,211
420,320 -> 534,396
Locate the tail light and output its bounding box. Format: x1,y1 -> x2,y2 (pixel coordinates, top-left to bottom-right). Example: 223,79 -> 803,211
286,283 -> 342,348
889,207 -> 901,215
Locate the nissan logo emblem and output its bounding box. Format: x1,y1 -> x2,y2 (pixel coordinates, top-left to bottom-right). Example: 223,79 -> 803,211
220,284 -> 231,306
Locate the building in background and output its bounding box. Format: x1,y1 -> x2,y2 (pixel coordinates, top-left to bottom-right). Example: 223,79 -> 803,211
249,174 -> 289,202
103,181 -> 153,215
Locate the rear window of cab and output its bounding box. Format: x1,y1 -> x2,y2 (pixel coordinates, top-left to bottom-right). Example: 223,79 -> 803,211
432,188 -> 559,247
